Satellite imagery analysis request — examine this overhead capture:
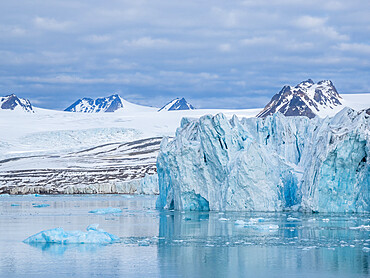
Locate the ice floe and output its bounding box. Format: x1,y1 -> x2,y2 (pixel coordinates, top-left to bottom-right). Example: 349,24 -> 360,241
23,224 -> 120,244
88,207 -> 122,214
32,203 -> 50,208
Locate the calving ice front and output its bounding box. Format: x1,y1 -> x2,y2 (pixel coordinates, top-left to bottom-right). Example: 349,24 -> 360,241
156,107 -> 370,213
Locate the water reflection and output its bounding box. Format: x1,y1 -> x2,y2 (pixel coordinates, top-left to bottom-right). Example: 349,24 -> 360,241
158,211 -> 370,277
0,195 -> 369,277
25,242 -> 105,255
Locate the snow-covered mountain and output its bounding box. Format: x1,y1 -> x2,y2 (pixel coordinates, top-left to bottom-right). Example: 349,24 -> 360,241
257,79 -> 342,118
158,98 -> 194,111
0,94 -> 34,113
65,94 -> 127,113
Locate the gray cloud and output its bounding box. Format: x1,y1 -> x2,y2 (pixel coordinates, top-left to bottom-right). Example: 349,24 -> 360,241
0,0 -> 369,109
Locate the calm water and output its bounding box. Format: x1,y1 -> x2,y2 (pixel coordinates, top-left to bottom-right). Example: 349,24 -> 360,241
0,194 -> 369,278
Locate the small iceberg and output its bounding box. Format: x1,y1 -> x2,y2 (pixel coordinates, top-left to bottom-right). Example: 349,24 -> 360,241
32,204 -> 50,208
234,218 -> 278,231
235,220 -> 247,226
349,225 -> 370,231
218,218 -> 230,221
287,217 -> 300,222
23,224 -> 120,245
235,218 -> 265,226
89,207 -> 122,214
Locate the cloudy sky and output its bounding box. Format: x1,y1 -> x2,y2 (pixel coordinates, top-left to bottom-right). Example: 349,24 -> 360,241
1,0 -> 369,110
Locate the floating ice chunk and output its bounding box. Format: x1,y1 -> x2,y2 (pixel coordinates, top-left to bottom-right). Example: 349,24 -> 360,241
235,218 -> 266,227
88,208 -> 122,214
32,204 -> 50,208
302,246 -> 315,251
322,218 -> 330,222
23,224 -> 120,244
287,217 -> 300,222
245,224 -> 279,231
349,225 -> 370,231
138,241 -> 150,246
235,220 -> 247,226
363,247 -> 370,252
235,218 -> 278,231
248,218 -> 265,224
218,218 -> 230,221
262,224 -> 279,230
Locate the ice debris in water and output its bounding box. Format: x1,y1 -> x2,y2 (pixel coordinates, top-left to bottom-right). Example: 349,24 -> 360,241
235,218 -> 265,226
32,203 -> 50,208
23,224 -> 120,244
218,218 -> 230,221
234,218 -> 277,230
287,217 -> 300,222
89,207 -> 122,214
349,225 -> 370,231
235,220 -> 247,226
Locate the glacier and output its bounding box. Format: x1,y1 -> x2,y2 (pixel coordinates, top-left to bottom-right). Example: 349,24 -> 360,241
23,224 -> 120,244
156,107 -> 370,213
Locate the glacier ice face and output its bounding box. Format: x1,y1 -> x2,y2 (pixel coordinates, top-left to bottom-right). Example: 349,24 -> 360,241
23,224 -> 120,244
157,108 -> 370,212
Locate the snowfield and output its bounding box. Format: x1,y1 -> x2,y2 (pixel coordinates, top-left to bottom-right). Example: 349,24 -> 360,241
0,101 -> 260,194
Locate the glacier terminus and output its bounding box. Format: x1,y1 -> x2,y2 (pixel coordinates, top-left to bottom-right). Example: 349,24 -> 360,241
157,107 -> 370,213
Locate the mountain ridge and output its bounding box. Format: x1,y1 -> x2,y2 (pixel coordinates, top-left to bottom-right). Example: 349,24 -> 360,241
64,94 -> 125,113
158,97 -> 194,112
257,79 -> 342,118
0,94 -> 34,113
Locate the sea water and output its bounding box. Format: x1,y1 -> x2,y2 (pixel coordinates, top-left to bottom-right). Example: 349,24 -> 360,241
0,194 -> 369,277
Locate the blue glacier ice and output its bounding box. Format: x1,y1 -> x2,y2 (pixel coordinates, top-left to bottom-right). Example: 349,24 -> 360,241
157,108 -> 370,212
23,224 -> 120,244
32,203 -> 50,208
88,207 -> 122,214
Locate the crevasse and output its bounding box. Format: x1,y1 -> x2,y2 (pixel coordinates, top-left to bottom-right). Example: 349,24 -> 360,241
156,108 -> 370,212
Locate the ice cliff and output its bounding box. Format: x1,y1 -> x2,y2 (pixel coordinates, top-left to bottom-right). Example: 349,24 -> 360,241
156,107 -> 369,213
